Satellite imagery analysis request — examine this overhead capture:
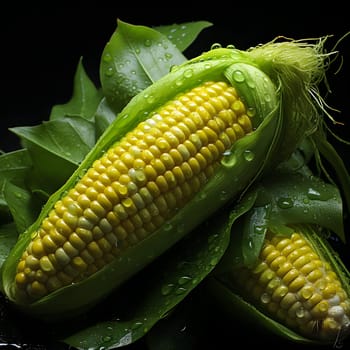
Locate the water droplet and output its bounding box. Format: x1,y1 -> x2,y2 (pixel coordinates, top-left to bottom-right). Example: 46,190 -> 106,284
260,292 -> 271,304
221,153 -> 237,167
247,107 -> 256,117
243,149 -> 255,162
175,287 -> 187,295
226,44 -> 235,49
210,43 -> 222,50
175,79 -> 184,87
296,306 -> 305,318
254,225 -> 265,234
147,95 -> 156,104
183,69 -> 193,79
164,53 -> 173,60
105,67 -> 114,77
307,188 -> 321,200
103,336 -> 112,342
131,321 -> 143,330
264,93 -> 271,102
161,283 -> 175,296
144,39 -> 152,47
220,190 -> 228,201
277,197 -> 294,209
103,53 -> 112,62
178,276 -> 192,285
233,70 -> 245,83
210,257 -> 219,266
164,222 -> 173,231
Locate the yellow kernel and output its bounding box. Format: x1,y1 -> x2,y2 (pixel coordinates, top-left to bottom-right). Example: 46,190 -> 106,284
259,268 -> 275,285
122,197 -> 137,215
85,187 -> 98,200
156,175 -> 169,192
31,239 -> 45,258
63,264 -> 80,278
282,268 -> 299,285
15,272 -> 27,285
270,256 -> 287,270
305,293 -> 323,309
83,208 -> 100,223
154,196 -> 168,213
160,153 -> 175,169
280,292 -> 297,309
114,225 -> 128,240
49,228 -> 66,246
55,248 -> 71,266
77,194 -> 91,209
55,218 -> 72,236
322,284 -> 337,299
311,300 -> 329,318
29,281 -> 47,297
90,200 -> 107,217
39,256 -> 55,273
80,249 -> 95,264
46,276 -> 63,291
87,241 -> 103,259
17,260 -> 26,273
277,261 -> 293,278
272,285 -> 289,302
181,162 -> 193,179
71,256 -> 88,271
25,255 -> 39,269
307,268 -> 323,283
96,193 -> 113,210
288,275 -> 306,292
63,241 -> 79,258
238,114 -> 252,132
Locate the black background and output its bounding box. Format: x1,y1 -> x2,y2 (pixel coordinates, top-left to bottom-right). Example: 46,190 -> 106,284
2,1 -> 350,349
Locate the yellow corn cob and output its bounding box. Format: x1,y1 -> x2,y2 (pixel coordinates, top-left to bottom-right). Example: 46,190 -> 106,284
14,80 -> 253,302
228,230 -> 350,341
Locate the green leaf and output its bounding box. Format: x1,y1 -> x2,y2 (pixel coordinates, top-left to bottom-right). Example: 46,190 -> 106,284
94,97 -> 118,138
10,117 -> 95,194
155,21 -> 213,52
10,117 -> 95,165
100,19 -> 187,112
63,210 -> 232,350
3,181 -> 40,234
0,149 -> 32,184
0,149 -> 32,220
49,58 -> 103,121
0,222 -> 18,271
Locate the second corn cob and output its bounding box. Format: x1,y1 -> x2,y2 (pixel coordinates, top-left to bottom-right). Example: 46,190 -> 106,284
221,228 -> 350,342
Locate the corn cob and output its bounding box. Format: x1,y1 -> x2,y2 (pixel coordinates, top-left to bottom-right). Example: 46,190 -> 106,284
220,228 -> 350,342
14,80 -> 253,301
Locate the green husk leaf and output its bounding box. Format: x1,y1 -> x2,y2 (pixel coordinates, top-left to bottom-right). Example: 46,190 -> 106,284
63,209 -> 233,349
